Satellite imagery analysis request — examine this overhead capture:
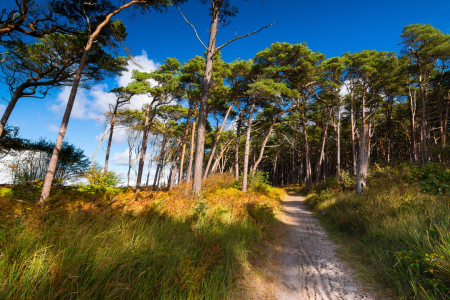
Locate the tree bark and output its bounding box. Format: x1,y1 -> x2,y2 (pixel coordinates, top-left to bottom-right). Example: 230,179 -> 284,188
0,84 -> 27,137
203,101 -> 235,179
153,132 -> 167,191
178,106 -> 192,184
252,105 -> 297,172
211,138 -> 235,174
191,5 -> 220,192
136,105 -> 155,193
356,124 -> 370,194
242,99 -> 256,192
186,107 -> 197,183
234,108 -> 246,179
350,92 -> 357,175
335,104 -> 341,176
104,102 -> 119,173
39,0 -> 141,205
301,109 -> 312,189
315,111 -> 331,185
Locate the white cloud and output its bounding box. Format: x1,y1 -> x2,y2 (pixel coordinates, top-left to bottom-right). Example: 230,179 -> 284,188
116,50 -> 159,87
47,124 -> 59,132
0,104 -> 6,115
49,50 -> 158,138
111,147 -> 151,166
111,148 -> 131,165
112,128 -> 128,144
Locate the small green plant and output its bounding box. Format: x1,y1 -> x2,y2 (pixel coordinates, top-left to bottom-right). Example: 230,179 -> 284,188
248,171 -> 271,193
77,164 -> 121,200
413,164 -> 450,196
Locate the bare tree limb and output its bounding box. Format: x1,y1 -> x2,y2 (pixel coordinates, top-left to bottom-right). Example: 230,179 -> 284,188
178,6 -> 207,50
215,21 -> 277,53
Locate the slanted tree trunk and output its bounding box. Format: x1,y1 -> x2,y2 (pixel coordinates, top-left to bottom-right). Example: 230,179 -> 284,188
39,0 -> 141,205
136,105 -> 156,193
315,111 -> 331,185
211,138 -> 235,174
203,101 -> 235,179
91,127 -> 109,166
242,99 -> 256,192
178,107 -> 192,184
234,109 -> 246,179
0,84 -> 28,137
153,133 -> 168,191
252,105 -> 297,172
104,102 -> 119,173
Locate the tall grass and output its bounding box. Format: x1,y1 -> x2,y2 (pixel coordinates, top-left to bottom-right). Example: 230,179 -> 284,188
0,173 -> 284,299
307,164 -> 450,299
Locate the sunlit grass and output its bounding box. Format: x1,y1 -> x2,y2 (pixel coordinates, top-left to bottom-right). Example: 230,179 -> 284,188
0,173 -> 284,299
307,164 -> 450,299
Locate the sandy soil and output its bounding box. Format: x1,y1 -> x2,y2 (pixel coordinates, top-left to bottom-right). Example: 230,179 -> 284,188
245,192 -> 380,300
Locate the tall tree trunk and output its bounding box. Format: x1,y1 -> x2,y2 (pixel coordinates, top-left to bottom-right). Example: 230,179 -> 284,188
38,1 -> 139,205
408,88 -> 417,163
335,104 -> 342,176
444,91 -> 450,148
153,133 -> 167,191
203,101 -> 235,179
356,124 -> 370,194
242,99 -> 256,192
418,71 -> 427,164
136,105 -> 154,193
272,148 -> 279,186
178,106 -> 192,184
350,92 -> 357,175
168,157 -> 178,190
315,112 -> 330,185
186,109 -> 197,183
302,110 -> 312,189
387,96 -> 395,164
104,102 -> 119,173
192,6 -> 220,192
234,109 -> 245,179
356,91 -> 369,194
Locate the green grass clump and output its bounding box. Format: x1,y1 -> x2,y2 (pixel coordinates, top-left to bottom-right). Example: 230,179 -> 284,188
0,173 -> 284,299
307,163 -> 450,300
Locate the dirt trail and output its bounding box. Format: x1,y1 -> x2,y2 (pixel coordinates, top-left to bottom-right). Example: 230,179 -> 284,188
246,192 -> 378,300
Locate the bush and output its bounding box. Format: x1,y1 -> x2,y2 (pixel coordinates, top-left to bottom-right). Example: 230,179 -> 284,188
307,163 -> 450,299
248,171 -> 271,193
77,164 -> 121,200
413,163 -> 450,196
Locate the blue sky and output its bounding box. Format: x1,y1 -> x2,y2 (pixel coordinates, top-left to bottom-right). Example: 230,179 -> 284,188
1,0 -> 449,184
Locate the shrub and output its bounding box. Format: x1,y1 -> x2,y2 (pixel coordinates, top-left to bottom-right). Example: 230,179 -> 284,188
77,164 -> 121,200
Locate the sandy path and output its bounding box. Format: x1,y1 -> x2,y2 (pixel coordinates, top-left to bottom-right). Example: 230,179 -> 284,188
246,192 -> 378,300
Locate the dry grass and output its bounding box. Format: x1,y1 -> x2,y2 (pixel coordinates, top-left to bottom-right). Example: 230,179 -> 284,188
0,173 -> 285,300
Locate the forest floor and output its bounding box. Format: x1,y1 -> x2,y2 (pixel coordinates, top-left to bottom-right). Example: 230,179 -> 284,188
244,191 -> 379,300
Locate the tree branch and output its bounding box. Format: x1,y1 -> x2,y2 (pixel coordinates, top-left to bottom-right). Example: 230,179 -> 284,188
215,21 -> 277,53
178,6 -> 207,50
